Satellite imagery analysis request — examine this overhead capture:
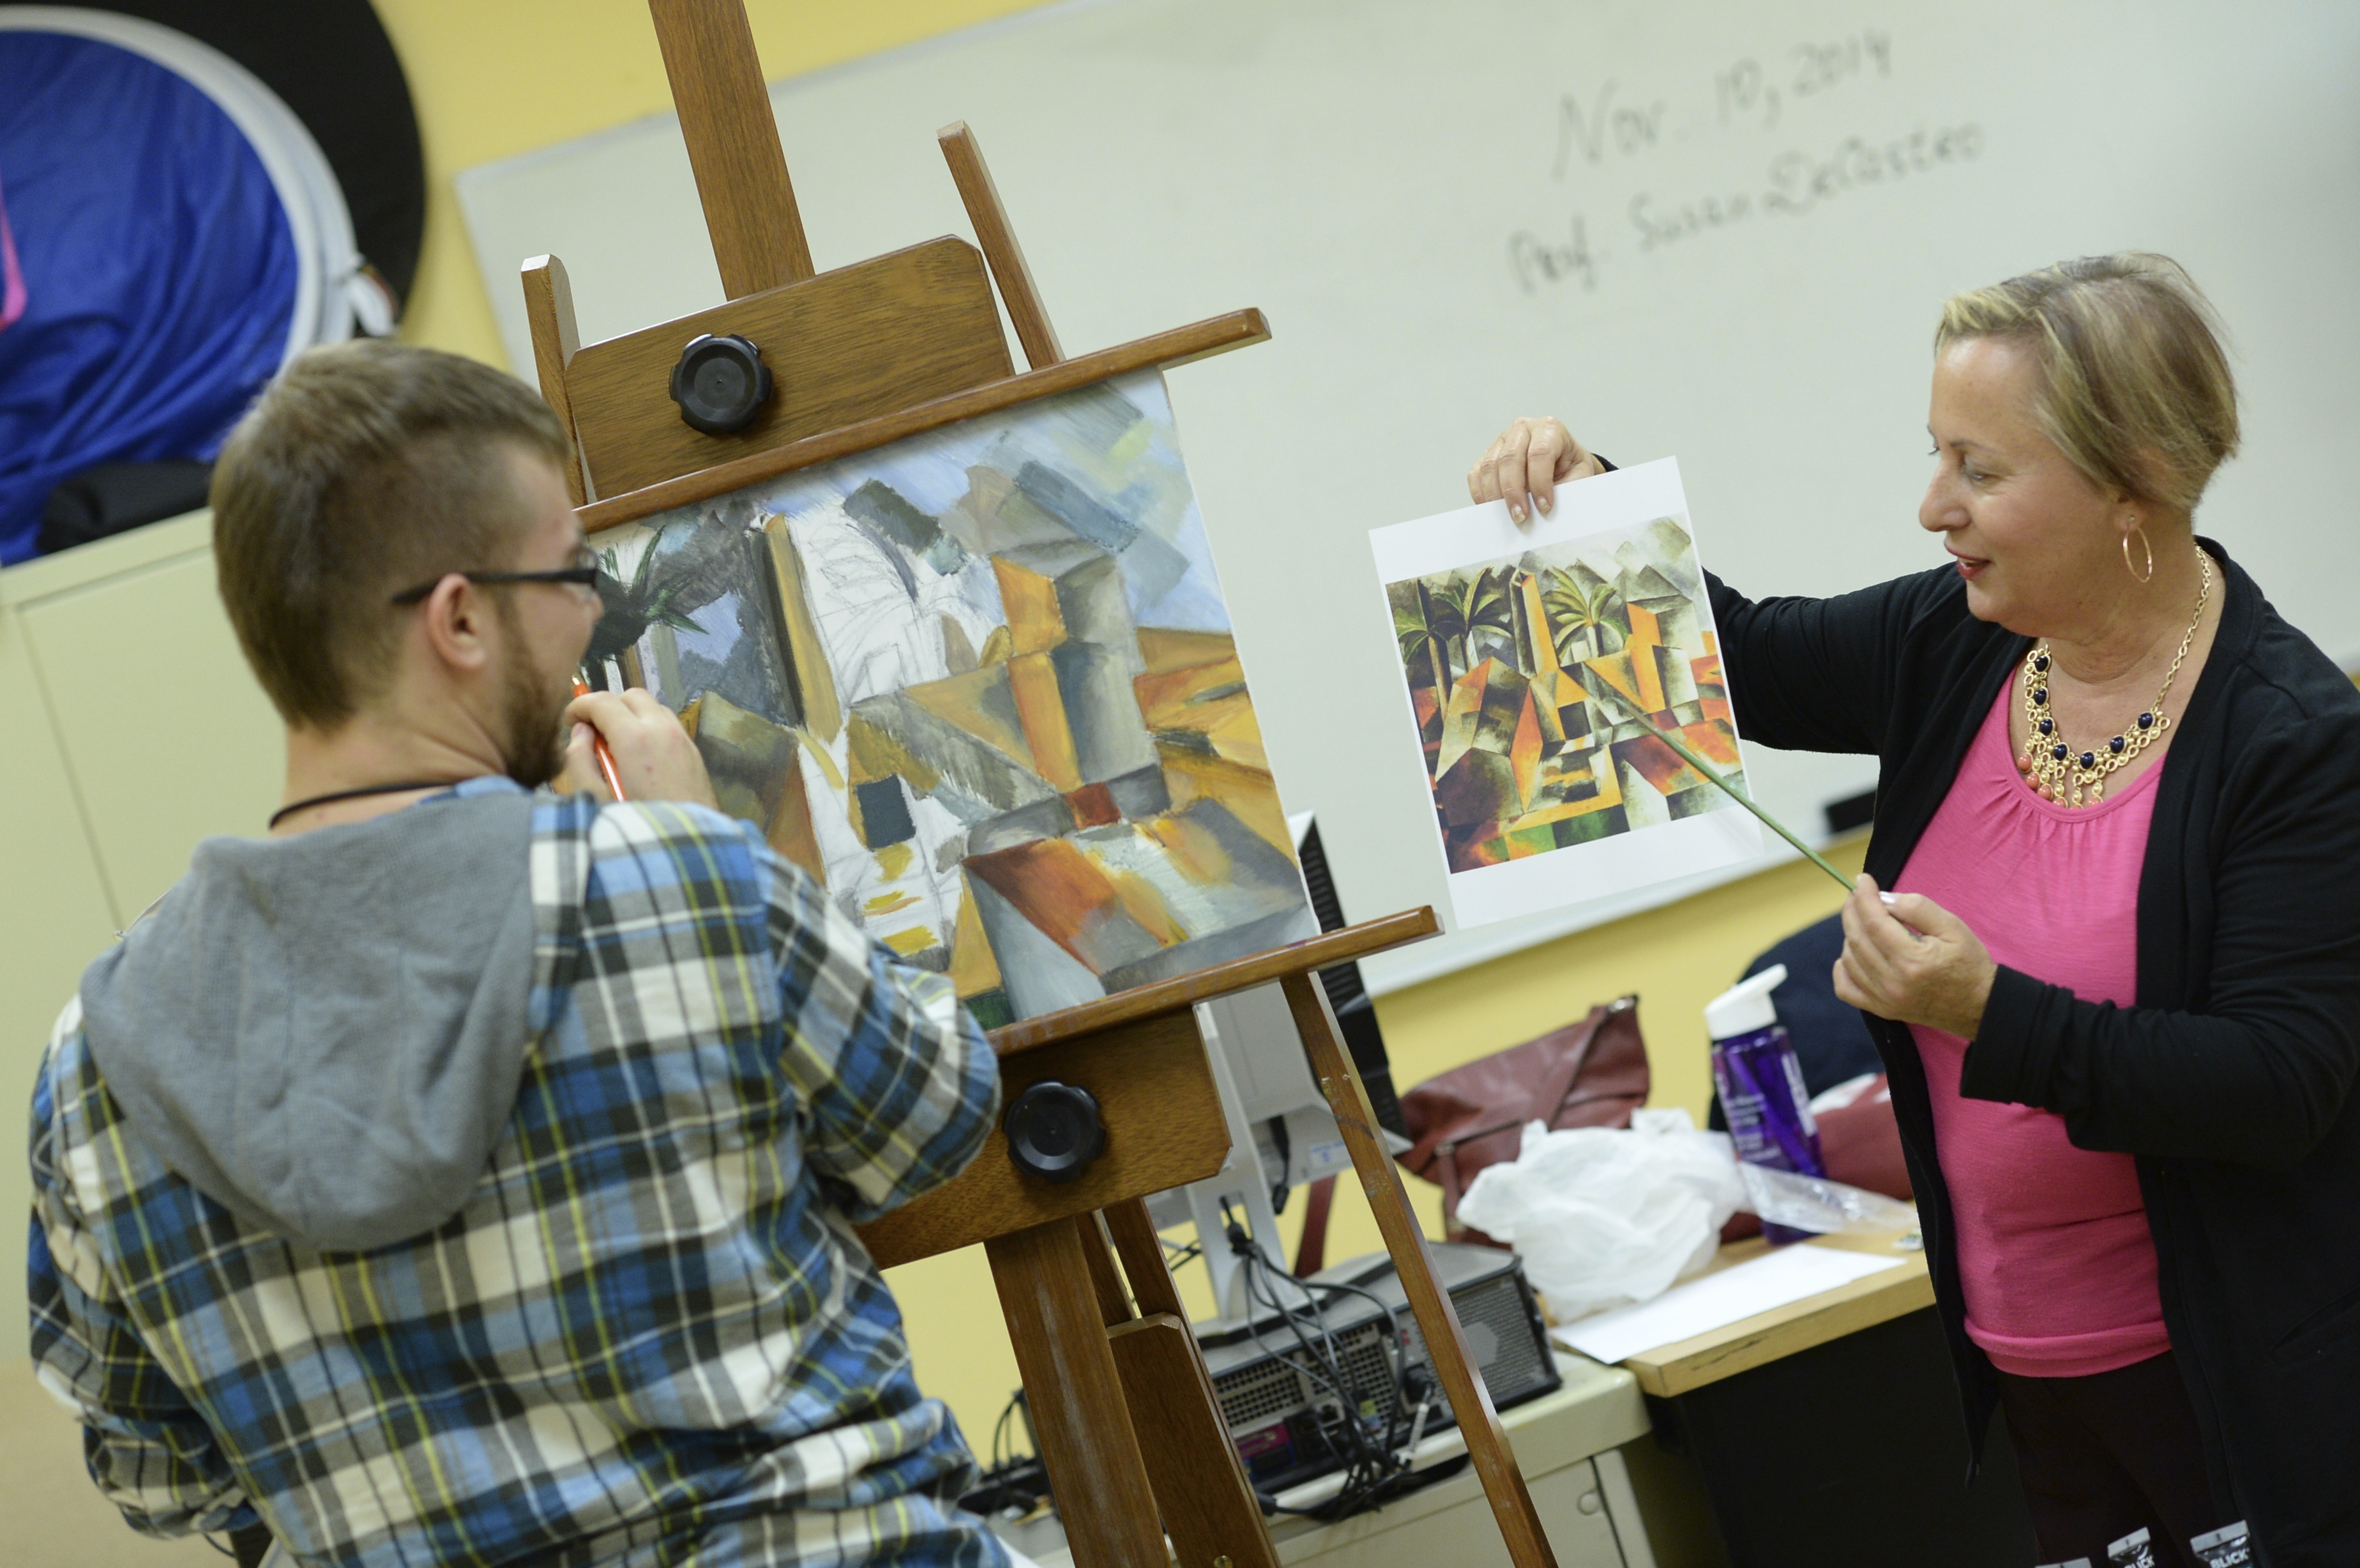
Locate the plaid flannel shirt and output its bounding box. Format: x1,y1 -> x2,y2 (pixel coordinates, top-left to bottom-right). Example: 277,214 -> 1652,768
27,783 -> 1005,1567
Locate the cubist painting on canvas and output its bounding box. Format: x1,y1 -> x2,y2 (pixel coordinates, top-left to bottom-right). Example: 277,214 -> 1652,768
584,368 -> 1315,1027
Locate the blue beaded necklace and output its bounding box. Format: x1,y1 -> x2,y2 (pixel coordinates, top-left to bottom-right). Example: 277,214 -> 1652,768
2017,550 -> 2211,807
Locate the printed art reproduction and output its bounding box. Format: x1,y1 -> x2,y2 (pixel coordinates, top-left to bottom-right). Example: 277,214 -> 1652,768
586,368 -> 1315,1027
1369,458 -> 1760,929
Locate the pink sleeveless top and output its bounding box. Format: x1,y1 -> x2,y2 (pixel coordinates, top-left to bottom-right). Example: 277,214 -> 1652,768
1895,682 -> 2172,1378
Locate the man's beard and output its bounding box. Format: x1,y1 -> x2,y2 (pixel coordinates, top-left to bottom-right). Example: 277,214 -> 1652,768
495,605 -> 571,790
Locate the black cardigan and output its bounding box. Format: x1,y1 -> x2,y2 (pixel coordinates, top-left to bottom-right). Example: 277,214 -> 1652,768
1708,543 -> 2360,1566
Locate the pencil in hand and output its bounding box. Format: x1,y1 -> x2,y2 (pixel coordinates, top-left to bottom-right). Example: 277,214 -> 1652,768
571,677 -> 628,801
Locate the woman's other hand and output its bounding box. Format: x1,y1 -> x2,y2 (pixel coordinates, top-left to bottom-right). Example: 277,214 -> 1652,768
1833,875 -> 1997,1038
561,688 -> 720,809
1467,416 -> 1605,523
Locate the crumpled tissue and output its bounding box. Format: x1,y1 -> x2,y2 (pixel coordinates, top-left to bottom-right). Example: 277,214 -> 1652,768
1454,1108 -> 1744,1321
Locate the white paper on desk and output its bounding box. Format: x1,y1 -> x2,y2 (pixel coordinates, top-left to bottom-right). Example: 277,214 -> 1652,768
1550,1244 -> 1907,1366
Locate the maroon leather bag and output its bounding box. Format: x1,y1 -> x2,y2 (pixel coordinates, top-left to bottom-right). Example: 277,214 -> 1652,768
1397,995 -> 1652,1240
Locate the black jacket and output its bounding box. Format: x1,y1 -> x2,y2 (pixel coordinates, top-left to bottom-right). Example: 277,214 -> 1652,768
1709,543 -> 2360,1566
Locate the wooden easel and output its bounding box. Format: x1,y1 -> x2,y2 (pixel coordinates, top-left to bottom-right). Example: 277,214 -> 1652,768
522,8 -> 1560,1568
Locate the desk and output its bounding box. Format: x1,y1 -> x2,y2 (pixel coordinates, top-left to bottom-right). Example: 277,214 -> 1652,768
1617,1229 -> 1933,1397
1029,1353 -> 1659,1568
1598,1231 -> 2036,1568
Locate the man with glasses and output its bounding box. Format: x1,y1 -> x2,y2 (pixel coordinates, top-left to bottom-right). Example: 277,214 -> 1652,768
26,340 -> 1008,1567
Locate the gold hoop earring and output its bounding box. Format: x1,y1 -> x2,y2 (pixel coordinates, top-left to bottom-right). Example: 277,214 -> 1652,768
2122,523 -> 2155,585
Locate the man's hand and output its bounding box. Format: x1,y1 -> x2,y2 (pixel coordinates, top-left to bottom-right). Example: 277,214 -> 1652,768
1833,875 -> 1997,1039
1467,416 -> 1604,524
561,688 -> 720,809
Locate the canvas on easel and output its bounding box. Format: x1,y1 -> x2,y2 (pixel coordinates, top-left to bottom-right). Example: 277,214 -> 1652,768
587,366 -> 1315,1025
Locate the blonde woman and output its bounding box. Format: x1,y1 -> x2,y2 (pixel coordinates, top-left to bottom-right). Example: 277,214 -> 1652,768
1469,256 -> 2360,1568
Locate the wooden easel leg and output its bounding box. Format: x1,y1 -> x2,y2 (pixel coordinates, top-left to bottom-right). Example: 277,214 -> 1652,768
1109,1314 -> 1282,1568
519,254 -> 590,505
1077,1211 -> 1135,1327
985,1221 -> 1167,1568
646,0 -> 813,296
1102,1197 -> 1186,1318
1098,1200 -> 1280,1568
1278,973 -> 1561,1568
937,121 -> 1064,370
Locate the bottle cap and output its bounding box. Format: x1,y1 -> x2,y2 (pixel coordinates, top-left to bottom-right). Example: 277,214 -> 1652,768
1705,965 -> 1786,1041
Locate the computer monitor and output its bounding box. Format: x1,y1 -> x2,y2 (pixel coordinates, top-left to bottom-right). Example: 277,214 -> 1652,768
1144,813 -> 1409,1321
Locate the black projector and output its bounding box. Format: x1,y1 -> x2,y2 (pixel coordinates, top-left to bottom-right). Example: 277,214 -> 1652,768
1193,1242 -> 1559,1493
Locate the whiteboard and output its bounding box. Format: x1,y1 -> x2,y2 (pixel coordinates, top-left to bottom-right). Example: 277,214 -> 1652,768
457,0 -> 2360,988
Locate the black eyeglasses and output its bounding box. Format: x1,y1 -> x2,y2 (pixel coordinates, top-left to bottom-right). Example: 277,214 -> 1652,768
390,545 -> 603,607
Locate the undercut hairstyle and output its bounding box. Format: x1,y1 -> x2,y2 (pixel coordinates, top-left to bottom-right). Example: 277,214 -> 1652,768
1935,253 -> 2240,515
212,340 -> 572,728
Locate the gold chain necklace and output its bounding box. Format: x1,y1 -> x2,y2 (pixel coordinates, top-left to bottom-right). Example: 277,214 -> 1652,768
2016,550 -> 2211,807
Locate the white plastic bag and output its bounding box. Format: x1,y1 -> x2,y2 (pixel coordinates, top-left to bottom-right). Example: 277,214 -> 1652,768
1453,1108 -> 1745,1321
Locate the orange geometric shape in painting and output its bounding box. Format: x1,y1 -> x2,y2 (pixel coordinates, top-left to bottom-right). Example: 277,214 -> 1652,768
1622,601 -> 1667,711
1679,719 -> 1743,769
1435,657 -> 1508,780
1157,746 -> 1289,852
1615,732 -> 1697,795
1580,651 -> 1647,714
1509,788 -> 1622,829
1194,699 -> 1267,771
1006,651 -> 1082,791
1093,860 -> 1190,950
947,870 -> 1002,1000
1518,572 -> 1561,678
903,665 -> 1038,774
1065,781 -> 1121,829
1133,652 -> 1246,725
1135,627 -> 1236,675
960,837 -> 1118,966
1508,690 -> 1545,812
1410,682 -> 1441,735
1458,834 -> 1511,869
1541,668 -> 1591,744
764,749 -> 827,886
1139,810 -> 1237,887
992,555 -> 1068,655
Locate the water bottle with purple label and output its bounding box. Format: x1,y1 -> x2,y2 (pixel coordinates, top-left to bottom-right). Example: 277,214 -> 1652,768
1706,965 -> 1826,1245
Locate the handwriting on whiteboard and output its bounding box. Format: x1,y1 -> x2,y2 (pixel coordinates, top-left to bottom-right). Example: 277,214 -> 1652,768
1511,30 -> 1983,295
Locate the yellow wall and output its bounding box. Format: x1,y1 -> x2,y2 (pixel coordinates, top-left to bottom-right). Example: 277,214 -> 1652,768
371,0 -> 1058,364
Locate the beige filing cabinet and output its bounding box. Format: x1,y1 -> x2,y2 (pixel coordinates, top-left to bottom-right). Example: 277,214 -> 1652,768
0,513 -> 284,1336
1022,1353 -> 1658,1568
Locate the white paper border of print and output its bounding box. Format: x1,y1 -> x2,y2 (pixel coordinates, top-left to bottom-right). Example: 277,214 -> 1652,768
1368,457 -> 1762,931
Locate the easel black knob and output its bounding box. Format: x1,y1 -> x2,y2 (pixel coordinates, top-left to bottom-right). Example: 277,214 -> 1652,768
669,333 -> 773,434
1003,1082 -> 1106,1184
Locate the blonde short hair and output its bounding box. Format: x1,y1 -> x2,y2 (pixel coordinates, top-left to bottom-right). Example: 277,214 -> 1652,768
1935,254 -> 2239,514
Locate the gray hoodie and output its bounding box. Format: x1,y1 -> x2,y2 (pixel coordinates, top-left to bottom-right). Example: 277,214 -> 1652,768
79,788 -> 541,1252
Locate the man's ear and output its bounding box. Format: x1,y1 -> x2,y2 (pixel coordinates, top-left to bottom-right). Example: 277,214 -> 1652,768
416,575 -> 495,675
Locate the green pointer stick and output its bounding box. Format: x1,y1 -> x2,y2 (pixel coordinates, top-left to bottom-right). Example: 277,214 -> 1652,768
1582,682 -> 1856,893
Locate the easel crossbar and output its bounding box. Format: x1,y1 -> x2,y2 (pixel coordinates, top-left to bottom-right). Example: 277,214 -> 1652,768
579,308 -> 1267,537
988,908 -> 1437,1055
